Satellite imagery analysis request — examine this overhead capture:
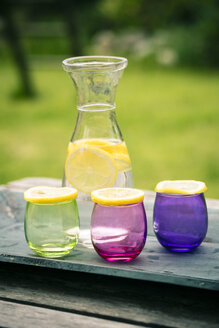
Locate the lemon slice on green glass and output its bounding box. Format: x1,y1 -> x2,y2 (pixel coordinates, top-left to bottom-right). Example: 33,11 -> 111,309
155,180 -> 207,195
24,186 -> 77,203
91,187 -> 144,205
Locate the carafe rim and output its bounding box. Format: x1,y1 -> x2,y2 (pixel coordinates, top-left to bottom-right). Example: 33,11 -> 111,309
62,56 -> 128,72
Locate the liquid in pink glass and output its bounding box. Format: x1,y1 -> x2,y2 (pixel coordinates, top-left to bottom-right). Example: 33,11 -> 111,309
91,202 -> 147,262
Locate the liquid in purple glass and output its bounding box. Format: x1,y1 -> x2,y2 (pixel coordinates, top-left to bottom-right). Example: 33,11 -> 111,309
153,192 -> 208,252
91,202 -> 147,262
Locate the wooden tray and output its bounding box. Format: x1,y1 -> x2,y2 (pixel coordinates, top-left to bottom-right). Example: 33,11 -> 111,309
1,177 -> 218,291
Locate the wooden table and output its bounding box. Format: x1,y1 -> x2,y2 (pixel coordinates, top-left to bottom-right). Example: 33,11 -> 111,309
0,177 -> 218,328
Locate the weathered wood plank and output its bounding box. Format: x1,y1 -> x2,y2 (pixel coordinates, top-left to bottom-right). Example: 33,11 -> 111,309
0,178 -> 219,291
0,263 -> 218,328
0,299 -> 139,328
5,177 -> 61,191
0,234 -> 218,290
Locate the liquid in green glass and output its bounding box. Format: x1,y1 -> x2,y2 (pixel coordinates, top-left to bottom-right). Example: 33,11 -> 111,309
24,199 -> 79,258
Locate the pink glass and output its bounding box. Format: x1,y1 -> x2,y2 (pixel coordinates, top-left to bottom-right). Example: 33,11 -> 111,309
91,202 -> 147,262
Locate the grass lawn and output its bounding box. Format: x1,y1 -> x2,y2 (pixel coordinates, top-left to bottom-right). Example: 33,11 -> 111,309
0,62 -> 219,198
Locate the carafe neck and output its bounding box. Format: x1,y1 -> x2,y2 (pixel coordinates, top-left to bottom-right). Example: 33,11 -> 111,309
62,56 -> 127,110
71,71 -> 123,110
72,108 -> 123,141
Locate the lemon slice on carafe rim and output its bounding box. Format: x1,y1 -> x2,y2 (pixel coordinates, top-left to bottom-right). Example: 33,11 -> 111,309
155,180 -> 207,195
91,187 -> 144,205
24,186 -> 78,203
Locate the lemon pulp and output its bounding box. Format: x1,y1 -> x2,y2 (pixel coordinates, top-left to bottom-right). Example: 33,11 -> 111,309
65,138 -> 132,193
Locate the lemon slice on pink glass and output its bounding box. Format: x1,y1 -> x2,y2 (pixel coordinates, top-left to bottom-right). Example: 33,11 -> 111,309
91,187 -> 144,205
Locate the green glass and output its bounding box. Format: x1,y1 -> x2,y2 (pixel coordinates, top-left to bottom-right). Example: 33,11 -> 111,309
24,199 -> 79,258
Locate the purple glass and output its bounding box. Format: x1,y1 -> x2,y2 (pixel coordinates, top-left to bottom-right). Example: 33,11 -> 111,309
91,202 -> 147,262
153,192 -> 208,252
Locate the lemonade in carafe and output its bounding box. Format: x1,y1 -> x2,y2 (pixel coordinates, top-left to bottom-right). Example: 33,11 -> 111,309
62,56 -> 133,198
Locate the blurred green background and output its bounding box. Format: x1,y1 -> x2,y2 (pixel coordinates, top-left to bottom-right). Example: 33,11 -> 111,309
0,0 -> 219,198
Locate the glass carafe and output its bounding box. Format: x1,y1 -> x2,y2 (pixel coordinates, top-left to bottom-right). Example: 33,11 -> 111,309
62,56 -> 133,199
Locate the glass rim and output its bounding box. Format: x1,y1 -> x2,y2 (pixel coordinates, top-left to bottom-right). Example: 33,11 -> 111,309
94,201 -> 144,207
62,55 -> 128,72
155,192 -> 204,198
26,199 -> 75,205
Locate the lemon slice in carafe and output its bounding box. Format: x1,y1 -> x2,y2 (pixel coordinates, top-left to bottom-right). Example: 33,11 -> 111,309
65,145 -> 118,193
68,139 -> 131,173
